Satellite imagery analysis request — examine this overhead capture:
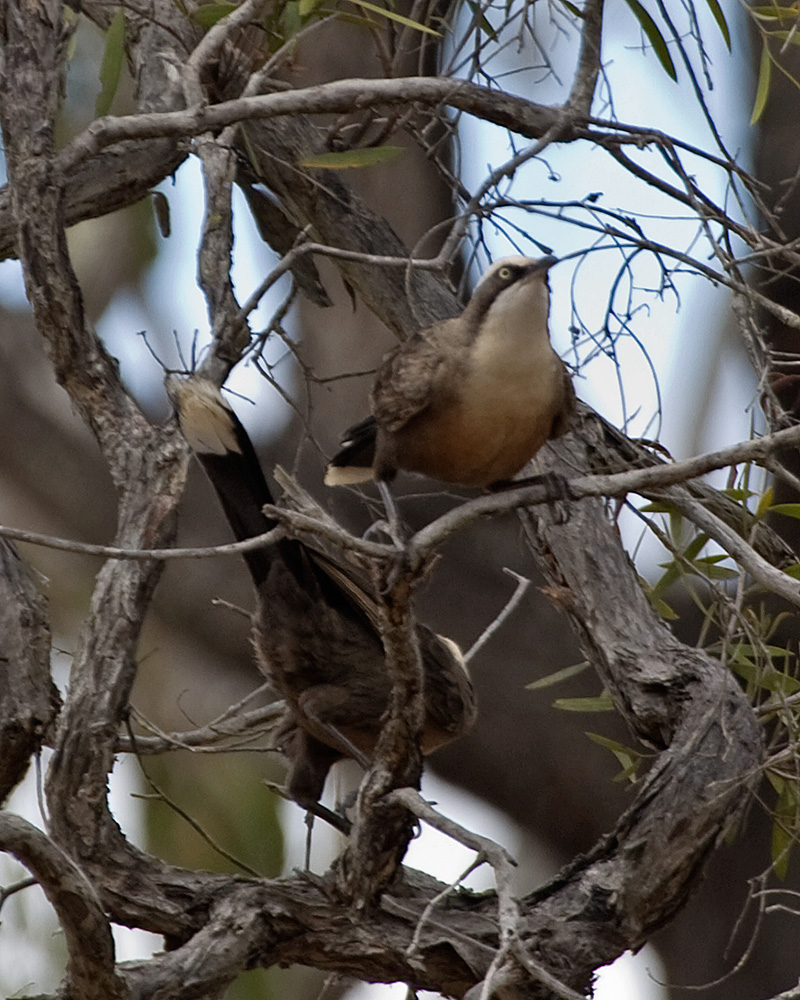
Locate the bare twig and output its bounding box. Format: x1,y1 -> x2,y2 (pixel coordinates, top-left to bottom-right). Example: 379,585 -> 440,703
0,522 -> 283,561
566,0 -> 605,117
387,787 -> 518,946
118,698 -> 285,754
465,569 -> 531,664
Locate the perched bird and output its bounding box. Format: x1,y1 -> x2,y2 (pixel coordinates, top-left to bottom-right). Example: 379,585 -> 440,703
325,255 -> 574,491
167,376 -> 476,827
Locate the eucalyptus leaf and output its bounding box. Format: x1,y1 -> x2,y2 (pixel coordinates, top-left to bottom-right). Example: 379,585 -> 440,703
300,146 -> 404,170
95,10 -> 125,118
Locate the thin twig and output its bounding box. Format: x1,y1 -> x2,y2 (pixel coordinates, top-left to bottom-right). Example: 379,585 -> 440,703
0,523 -> 283,561
465,569 -> 531,664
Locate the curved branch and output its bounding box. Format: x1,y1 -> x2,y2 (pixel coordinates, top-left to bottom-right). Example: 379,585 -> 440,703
566,0 -> 605,116
0,813 -> 128,1000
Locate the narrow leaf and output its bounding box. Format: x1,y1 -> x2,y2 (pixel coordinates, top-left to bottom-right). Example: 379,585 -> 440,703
770,502 -> 800,519
282,1 -> 302,38
346,0 -> 441,35
721,487 -> 757,501
683,532 -> 710,562
756,485 -> 775,519
772,819 -> 792,880
639,500 -> 678,514
586,732 -> 640,781
526,661 -> 590,690
648,592 -> 679,620
190,3 -> 238,27
623,0 -> 677,80
553,691 -> 615,712
704,0 -> 731,50
95,10 -> 125,118
466,0 -> 498,40
300,146 -> 404,170
299,0 -> 321,15
750,5 -> 797,18
773,29 -> 800,46
751,40 -> 772,125
771,777 -> 800,879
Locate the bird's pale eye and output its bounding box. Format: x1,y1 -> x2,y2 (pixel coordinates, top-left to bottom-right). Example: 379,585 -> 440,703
498,266 -> 513,281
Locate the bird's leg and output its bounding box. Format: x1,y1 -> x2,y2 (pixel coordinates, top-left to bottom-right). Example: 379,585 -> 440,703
309,717 -> 371,771
264,778 -> 352,834
362,479 -> 407,544
378,479 -> 407,545
303,800 -> 352,835
304,812 -> 314,869
491,470 -> 571,499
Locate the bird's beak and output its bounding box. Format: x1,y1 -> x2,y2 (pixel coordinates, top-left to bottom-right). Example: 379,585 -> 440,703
532,255 -> 558,273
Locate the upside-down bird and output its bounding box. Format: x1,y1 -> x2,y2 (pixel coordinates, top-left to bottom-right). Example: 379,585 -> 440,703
168,376 -> 477,826
325,256 -> 574,491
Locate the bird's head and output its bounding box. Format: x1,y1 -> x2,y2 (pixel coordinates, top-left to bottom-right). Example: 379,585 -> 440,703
467,255 -> 557,336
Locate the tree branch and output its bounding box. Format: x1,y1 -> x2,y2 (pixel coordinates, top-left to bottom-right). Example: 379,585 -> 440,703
0,539 -> 58,804
0,813 -> 128,1000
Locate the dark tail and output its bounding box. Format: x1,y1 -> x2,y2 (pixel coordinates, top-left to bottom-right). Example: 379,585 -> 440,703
167,376 -> 276,588
324,414 -> 377,486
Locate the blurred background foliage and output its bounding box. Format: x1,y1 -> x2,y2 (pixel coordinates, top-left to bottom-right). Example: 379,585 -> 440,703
5,1 -> 800,998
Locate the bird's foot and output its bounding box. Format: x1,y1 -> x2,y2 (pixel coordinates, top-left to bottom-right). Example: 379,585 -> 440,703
304,802 -> 352,836
364,517 -> 407,546
491,471 -> 573,523
376,480 -> 407,547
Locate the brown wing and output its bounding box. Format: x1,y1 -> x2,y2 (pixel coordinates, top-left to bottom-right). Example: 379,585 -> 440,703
550,362 -> 577,439
370,318 -> 462,434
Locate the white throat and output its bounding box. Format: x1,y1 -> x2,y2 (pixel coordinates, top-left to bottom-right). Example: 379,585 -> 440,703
474,277 -> 552,360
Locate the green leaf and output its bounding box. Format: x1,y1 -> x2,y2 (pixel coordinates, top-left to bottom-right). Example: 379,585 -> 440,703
692,555 -> 738,580
622,0 -> 677,80
648,592 -> 679,620
346,0 -> 441,35
585,732 -> 640,782
683,532 -> 710,562
752,40 -> 772,125
95,10 -> 125,118
553,691 -> 615,712
756,485 -> 775,519
771,775 -> 800,879
282,0 -> 302,37
299,0 -> 322,15
721,487 -> 758,502
526,661 -> 590,690
727,657 -> 800,695
770,502 -> 800,519
639,500 -> 678,514
773,29 -> 800,46
299,145 -> 404,170
750,5 -> 797,19
772,821 -> 793,880
704,0 -> 731,50
650,562 -> 681,599
190,2 -> 238,27
466,0 -> 497,40
785,562 -> 800,580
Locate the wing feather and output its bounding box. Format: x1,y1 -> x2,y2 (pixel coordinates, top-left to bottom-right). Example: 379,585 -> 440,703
370,319 -> 462,433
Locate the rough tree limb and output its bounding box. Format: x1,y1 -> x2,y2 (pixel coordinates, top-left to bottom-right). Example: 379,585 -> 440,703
0,813 -> 128,1000
0,0 -> 775,997
0,539 -> 58,804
